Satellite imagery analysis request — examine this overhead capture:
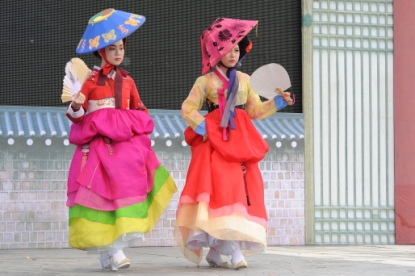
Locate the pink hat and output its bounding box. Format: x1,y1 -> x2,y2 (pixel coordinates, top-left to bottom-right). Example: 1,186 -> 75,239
200,18 -> 258,75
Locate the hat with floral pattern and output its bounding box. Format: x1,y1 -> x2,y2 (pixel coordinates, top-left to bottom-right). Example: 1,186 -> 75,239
200,18 -> 258,74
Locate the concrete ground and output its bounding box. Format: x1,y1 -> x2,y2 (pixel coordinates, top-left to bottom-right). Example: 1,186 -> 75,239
1,245 -> 414,275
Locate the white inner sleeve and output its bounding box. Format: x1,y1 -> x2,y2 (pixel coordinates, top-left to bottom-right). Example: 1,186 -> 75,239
67,102 -> 85,118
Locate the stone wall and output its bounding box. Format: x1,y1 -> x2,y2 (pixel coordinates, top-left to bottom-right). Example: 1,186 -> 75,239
0,141 -> 304,249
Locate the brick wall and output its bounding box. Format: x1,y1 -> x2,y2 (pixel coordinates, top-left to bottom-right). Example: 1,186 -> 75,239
0,142 -> 304,249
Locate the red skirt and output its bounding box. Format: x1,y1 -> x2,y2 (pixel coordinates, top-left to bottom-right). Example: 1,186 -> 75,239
174,109 -> 269,264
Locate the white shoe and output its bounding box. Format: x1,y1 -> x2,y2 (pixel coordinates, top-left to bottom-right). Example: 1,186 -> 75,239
206,247 -> 229,268
99,249 -> 130,271
206,257 -> 229,268
110,257 -> 130,270
231,247 -> 247,270
232,259 -> 248,270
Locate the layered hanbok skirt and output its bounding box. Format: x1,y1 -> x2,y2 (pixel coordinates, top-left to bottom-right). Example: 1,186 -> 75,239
67,108 -> 177,250
174,108 -> 268,264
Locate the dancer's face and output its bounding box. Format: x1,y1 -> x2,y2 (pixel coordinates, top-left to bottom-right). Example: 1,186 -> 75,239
220,45 -> 240,68
103,39 -> 125,66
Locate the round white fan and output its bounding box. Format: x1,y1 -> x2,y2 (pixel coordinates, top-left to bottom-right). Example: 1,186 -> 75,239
61,58 -> 91,103
250,63 -> 291,99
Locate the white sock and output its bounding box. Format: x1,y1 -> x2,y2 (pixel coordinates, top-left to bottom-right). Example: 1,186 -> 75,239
109,249 -> 126,264
231,247 -> 246,264
206,247 -> 225,264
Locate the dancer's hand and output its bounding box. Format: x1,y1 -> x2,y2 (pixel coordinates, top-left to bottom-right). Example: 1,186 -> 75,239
275,88 -> 294,106
283,92 -> 293,105
72,92 -> 86,110
203,134 -> 208,142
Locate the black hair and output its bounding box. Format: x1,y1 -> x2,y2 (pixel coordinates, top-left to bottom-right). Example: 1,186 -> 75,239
93,51 -> 102,60
238,36 -> 251,60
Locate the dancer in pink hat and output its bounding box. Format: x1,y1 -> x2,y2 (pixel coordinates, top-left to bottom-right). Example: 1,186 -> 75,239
175,18 -> 293,270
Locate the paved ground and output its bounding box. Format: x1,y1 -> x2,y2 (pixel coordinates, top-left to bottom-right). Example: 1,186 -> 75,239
1,245 -> 415,275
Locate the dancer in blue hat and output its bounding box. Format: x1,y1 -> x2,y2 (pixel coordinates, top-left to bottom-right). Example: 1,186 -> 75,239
63,9 -> 177,271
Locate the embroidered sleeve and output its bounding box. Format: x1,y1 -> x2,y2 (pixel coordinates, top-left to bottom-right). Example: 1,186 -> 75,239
181,76 -> 208,131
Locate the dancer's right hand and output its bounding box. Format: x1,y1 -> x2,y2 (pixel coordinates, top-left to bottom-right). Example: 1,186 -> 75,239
72,92 -> 86,110
203,134 -> 208,142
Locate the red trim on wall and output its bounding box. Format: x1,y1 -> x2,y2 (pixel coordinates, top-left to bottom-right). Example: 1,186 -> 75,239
394,0 -> 415,244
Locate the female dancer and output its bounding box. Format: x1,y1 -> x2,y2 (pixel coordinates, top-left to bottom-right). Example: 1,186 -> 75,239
66,9 -> 177,271
175,18 -> 293,270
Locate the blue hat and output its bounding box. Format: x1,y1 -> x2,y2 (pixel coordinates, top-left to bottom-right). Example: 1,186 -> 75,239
76,8 -> 146,54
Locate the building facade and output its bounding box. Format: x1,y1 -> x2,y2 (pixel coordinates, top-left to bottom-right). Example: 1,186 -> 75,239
302,0 -> 395,245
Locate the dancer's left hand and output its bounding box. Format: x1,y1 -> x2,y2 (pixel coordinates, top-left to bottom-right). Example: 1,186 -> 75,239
275,88 -> 294,105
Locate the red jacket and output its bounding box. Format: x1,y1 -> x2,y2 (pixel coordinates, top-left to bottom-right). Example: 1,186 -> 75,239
67,68 -> 148,123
